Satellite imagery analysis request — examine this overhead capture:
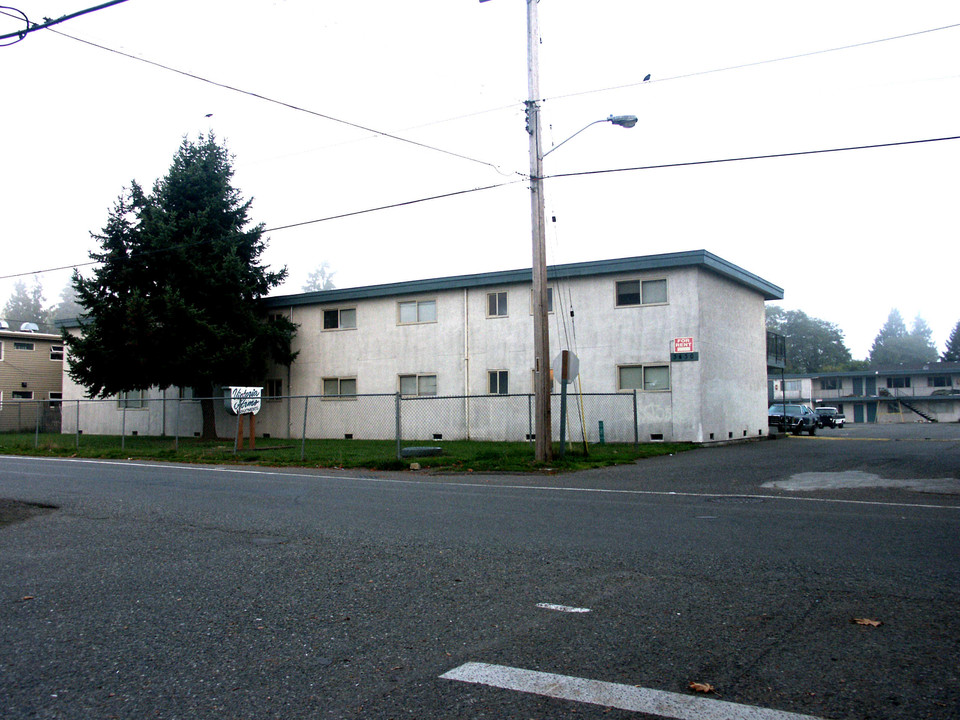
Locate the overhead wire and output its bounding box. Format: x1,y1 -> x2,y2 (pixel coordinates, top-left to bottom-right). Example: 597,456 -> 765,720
2,132 -> 958,284
543,21 -> 960,103
0,0 -> 129,44
27,25 -> 516,176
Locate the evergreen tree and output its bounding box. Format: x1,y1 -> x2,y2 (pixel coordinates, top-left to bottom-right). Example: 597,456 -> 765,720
868,309 -> 938,366
943,320 -> 960,362
765,306 -> 853,373
67,134 -> 297,439
302,261 -> 336,292
49,278 -> 85,324
2,278 -> 49,330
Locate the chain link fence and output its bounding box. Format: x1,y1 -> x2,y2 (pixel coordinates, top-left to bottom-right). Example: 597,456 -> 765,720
5,391 -> 651,456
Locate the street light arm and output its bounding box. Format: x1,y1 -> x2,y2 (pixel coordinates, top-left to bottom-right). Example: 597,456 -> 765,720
542,114 -> 639,158
542,119 -> 606,158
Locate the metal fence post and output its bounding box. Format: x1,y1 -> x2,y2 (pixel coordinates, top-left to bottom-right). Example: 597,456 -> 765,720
633,389 -> 639,446
76,400 -> 81,450
34,401 -> 41,449
174,397 -> 181,453
300,395 -> 309,462
395,392 -> 402,460
121,404 -> 127,451
528,394 -> 533,443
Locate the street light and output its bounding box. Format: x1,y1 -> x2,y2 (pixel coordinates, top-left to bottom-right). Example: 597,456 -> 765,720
481,0 -> 636,462
543,115 -> 639,158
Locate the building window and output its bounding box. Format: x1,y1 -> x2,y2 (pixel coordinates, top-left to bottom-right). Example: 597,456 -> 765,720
618,364 -> 670,391
0,341 -> 4,361
487,292 -> 507,317
488,370 -> 509,394
399,374 -> 437,397
615,279 -> 667,307
398,299 -> 437,325
118,390 -> 144,409
12,390 -> 33,400
265,379 -> 283,399
820,377 -> 840,391
322,377 -> 357,398
530,287 -> 554,313
323,307 -> 356,330
50,345 -> 64,361
13,341 -> 35,351
48,392 -> 62,407
928,376 -> 952,387
886,377 -> 910,389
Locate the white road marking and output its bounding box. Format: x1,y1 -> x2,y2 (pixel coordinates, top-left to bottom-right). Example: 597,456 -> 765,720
440,662 -> 827,720
536,603 -> 591,613
2,455 -> 958,511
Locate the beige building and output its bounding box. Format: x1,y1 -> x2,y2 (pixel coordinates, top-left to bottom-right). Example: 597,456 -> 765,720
0,327 -> 64,431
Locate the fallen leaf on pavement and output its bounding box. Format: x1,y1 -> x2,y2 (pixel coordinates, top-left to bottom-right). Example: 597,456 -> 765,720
689,682 -> 715,693
851,618 -> 883,627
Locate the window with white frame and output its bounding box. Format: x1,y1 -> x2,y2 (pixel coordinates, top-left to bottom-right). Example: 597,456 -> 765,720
928,376 -> 952,387
323,307 -> 356,330
886,376 -> 910,389
487,291 -> 508,317
322,377 -> 357,398
118,390 -> 144,409
50,345 -> 64,361
13,341 -> 34,351
398,299 -> 436,325
488,370 -> 509,394
0,341 -> 4,361
618,364 -> 671,392
12,390 -> 33,400
615,278 -> 667,307
48,391 -> 62,407
399,374 -> 437,397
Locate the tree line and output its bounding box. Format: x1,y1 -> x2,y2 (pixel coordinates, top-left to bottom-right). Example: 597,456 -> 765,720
766,306 -> 960,374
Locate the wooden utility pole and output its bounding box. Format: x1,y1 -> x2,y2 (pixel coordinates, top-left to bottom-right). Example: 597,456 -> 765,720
526,0 -> 552,463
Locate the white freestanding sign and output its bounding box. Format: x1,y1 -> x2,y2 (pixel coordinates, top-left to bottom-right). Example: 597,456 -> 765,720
225,387 -> 263,416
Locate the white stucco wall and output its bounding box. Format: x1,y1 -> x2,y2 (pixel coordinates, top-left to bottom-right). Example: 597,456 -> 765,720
59,255 -> 779,444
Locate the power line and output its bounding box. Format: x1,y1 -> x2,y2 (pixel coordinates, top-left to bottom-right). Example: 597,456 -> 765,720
0,0 -> 129,44
0,180 -> 523,282
544,134 -> 960,181
37,27 -> 513,176
544,21 -> 960,103
2,133 -> 957,284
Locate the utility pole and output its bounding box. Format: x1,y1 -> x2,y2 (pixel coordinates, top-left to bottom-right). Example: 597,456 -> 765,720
525,0 -> 552,463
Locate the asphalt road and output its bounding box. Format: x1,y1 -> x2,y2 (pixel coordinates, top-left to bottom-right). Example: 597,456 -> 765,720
1,423 -> 958,719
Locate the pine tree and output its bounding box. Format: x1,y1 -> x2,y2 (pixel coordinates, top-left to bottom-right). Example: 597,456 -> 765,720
943,321 -> 960,362
67,134 -> 297,439
2,278 -> 49,330
868,309 -> 938,366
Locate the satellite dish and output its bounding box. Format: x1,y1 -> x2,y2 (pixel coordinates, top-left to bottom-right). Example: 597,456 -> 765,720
19,322 -> 39,332
0,319 -> 8,330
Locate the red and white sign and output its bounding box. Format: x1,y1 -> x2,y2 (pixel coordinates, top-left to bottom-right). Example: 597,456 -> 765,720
673,337 -> 694,353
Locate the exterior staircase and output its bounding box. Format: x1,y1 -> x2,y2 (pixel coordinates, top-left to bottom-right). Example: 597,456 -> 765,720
897,399 -> 938,422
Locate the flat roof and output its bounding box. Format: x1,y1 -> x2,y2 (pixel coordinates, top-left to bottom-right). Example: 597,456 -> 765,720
264,249 -> 784,308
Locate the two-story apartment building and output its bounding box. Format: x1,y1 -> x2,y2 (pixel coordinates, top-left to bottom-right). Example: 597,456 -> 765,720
804,364 -> 960,423
0,326 -> 64,431
60,250 -> 784,444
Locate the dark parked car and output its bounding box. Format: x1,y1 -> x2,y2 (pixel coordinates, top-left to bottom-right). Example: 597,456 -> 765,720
768,403 -> 819,435
814,406 -> 845,428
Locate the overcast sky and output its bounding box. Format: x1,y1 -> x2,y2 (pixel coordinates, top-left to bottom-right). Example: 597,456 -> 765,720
2,0 -> 958,358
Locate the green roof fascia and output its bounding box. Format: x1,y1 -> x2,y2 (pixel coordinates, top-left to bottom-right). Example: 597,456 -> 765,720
264,249 -> 783,309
